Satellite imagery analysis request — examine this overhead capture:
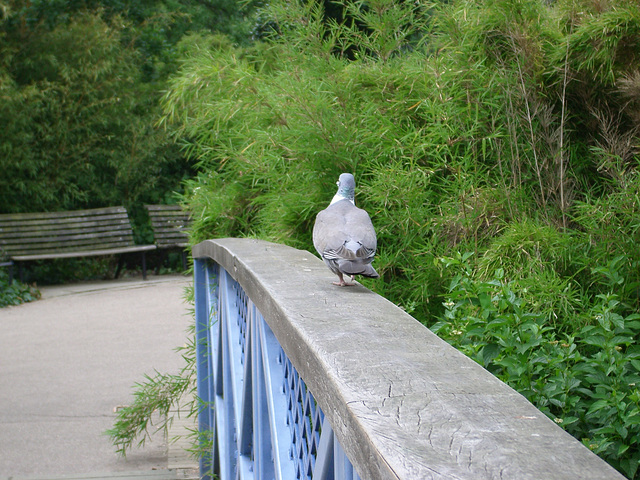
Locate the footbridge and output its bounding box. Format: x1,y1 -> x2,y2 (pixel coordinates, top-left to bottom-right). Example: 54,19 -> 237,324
192,238 -> 624,480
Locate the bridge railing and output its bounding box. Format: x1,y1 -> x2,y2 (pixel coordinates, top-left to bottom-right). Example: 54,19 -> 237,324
192,238 -> 624,480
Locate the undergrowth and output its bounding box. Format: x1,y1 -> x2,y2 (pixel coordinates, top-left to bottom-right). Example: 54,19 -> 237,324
433,252 -> 640,479
0,271 -> 40,307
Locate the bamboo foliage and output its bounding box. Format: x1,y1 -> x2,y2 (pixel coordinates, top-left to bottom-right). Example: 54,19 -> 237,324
160,0 -> 640,475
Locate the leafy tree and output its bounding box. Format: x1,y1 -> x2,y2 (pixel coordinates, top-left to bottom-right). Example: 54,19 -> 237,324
0,0 -> 261,216
0,11 -> 184,213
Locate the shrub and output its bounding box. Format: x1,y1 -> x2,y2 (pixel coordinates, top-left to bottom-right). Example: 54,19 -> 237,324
0,270 -> 40,307
157,0 -> 640,474
433,253 -> 640,479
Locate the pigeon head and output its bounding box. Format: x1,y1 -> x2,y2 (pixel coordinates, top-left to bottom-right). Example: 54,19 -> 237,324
331,173 -> 356,205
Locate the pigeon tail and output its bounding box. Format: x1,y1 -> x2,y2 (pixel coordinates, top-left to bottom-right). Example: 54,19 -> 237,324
323,240 -> 374,262
337,260 -> 379,278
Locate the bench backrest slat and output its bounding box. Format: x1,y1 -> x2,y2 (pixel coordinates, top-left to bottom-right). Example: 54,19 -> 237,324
0,206 -> 137,257
0,213 -> 129,227
145,205 -> 190,248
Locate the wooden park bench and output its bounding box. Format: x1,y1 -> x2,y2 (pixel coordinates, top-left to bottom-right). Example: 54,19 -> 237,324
145,204 -> 190,271
0,206 -> 156,282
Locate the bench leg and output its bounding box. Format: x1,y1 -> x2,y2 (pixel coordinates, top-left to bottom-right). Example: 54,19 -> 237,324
115,256 -> 124,279
154,251 -> 165,276
142,252 -> 148,280
115,254 -> 148,280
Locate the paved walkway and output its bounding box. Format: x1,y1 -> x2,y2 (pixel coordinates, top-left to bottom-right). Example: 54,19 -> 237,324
0,274 -> 198,479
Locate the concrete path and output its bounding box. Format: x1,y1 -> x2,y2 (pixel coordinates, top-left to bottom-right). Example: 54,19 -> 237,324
0,274 -> 197,479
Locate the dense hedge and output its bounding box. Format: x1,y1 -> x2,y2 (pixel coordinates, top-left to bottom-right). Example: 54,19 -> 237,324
161,0 -> 640,476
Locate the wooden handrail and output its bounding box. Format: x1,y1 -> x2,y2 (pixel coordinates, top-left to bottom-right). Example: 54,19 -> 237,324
192,238 -> 624,480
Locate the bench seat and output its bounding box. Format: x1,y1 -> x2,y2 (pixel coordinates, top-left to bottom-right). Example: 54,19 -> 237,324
10,245 -> 156,262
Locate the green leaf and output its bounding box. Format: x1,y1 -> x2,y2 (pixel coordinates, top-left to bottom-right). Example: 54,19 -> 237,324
481,343 -> 501,367
582,335 -> 606,348
617,443 -> 630,456
588,399 -> 612,415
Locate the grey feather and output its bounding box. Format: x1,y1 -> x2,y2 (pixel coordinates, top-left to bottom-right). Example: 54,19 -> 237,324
313,173 -> 379,285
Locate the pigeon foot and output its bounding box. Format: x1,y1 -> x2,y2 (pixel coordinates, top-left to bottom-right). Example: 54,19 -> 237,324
332,280 -> 355,287
333,273 -> 355,287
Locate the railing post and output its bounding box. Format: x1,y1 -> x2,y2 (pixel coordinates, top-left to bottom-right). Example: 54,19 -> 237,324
194,258 -> 215,480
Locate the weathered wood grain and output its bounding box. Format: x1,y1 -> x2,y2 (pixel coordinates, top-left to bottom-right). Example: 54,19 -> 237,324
192,238 -> 625,480
145,205 -> 190,249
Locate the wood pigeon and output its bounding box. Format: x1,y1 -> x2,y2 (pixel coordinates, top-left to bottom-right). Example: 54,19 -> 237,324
313,173 -> 379,286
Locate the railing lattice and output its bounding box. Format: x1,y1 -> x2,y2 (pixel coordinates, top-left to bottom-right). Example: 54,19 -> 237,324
195,258 -> 358,480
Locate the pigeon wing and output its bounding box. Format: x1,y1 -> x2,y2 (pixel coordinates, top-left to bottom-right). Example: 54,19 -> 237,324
343,205 -> 377,259
313,200 -> 377,262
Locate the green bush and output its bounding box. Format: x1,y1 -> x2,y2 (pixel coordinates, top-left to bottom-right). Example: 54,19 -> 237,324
433,253 -> 640,479
21,258 -> 112,286
0,270 -> 40,307
0,4 -> 200,224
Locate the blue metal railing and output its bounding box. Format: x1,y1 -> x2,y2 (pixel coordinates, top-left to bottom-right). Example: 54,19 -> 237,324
194,257 -> 360,480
